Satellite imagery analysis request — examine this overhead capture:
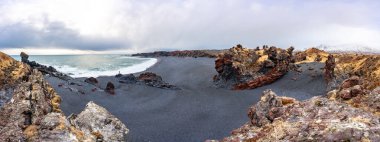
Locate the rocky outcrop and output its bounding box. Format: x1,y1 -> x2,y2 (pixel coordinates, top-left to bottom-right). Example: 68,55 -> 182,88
213,78 -> 380,142
117,72 -> 180,90
333,53 -> 380,90
213,45 -> 293,90
0,52 -> 128,141
20,52 -> 72,81
132,50 -> 224,58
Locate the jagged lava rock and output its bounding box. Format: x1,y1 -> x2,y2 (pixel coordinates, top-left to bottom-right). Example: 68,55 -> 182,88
216,89 -> 380,141
214,44 -> 294,90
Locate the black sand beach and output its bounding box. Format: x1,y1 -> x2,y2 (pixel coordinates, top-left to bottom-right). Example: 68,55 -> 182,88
45,57 -> 327,142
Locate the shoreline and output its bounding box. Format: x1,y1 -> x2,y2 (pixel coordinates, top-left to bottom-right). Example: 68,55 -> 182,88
46,57 -> 327,142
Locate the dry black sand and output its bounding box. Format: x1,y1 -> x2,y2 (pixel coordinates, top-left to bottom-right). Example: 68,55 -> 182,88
45,57 -> 326,142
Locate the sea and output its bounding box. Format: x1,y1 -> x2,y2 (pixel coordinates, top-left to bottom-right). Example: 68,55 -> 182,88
11,54 -> 157,78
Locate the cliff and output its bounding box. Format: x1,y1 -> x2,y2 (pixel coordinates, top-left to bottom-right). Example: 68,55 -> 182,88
0,52 -> 129,141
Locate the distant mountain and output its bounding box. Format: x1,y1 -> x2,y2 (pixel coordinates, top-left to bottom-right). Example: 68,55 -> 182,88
315,44 -> 380,54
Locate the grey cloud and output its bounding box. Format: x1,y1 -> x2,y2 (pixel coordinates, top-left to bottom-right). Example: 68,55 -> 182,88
0,21 -> 128,51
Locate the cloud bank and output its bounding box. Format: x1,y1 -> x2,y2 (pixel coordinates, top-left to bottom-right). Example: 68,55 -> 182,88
0,0 -> 379,54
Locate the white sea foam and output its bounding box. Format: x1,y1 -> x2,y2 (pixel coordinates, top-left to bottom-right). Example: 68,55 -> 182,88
53,57 -> 157,78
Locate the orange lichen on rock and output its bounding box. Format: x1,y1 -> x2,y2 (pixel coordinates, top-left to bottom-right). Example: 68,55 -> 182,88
214,84 -> 380,141
333,53 -> 380,89
294,47 -> 329,63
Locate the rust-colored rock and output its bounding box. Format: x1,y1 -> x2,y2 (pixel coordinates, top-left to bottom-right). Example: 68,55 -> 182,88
214,44 -> 293,90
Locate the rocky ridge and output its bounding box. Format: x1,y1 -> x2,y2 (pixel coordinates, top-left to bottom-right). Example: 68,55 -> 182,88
0,52 -> 128,141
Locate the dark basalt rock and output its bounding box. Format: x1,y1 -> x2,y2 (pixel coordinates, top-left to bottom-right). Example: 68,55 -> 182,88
118,74 -> 137,84
19,52 -> 72,81
84,77 -> 98,85
105,82 -> 116,95
138,72 -> 180,90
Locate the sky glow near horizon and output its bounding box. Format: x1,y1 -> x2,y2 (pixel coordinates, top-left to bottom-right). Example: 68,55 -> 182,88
0,0 -> 380,55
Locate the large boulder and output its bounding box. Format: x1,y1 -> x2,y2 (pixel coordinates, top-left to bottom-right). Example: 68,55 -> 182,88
69,102 -> 129,142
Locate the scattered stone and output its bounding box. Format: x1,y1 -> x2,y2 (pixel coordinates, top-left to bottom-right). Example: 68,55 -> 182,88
118,74 -> 137,84
105,82 -> 115,95
91,88 -> 98,92
84,77 -> 98,85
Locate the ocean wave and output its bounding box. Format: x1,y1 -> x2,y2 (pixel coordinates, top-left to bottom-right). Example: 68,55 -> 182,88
52,58 -> 158,78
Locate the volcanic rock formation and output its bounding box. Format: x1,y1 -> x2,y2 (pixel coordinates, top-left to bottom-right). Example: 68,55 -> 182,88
214,79 -> 380,141
0,52 -> 129,141
213,44 -> 294,90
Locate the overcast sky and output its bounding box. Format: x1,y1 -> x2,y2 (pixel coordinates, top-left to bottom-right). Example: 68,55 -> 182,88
0,0 -> 379,54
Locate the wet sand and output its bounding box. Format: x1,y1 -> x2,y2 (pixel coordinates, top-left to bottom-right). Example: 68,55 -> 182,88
45,57 -> 326,142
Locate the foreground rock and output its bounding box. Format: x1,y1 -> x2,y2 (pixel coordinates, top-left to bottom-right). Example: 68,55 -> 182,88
69,102 -> 129,141
117,72 -> 180,90
20,52 -> 72,81
213,77 -> 380,141
0,52 -> 128,141
213,44 -> 294,90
